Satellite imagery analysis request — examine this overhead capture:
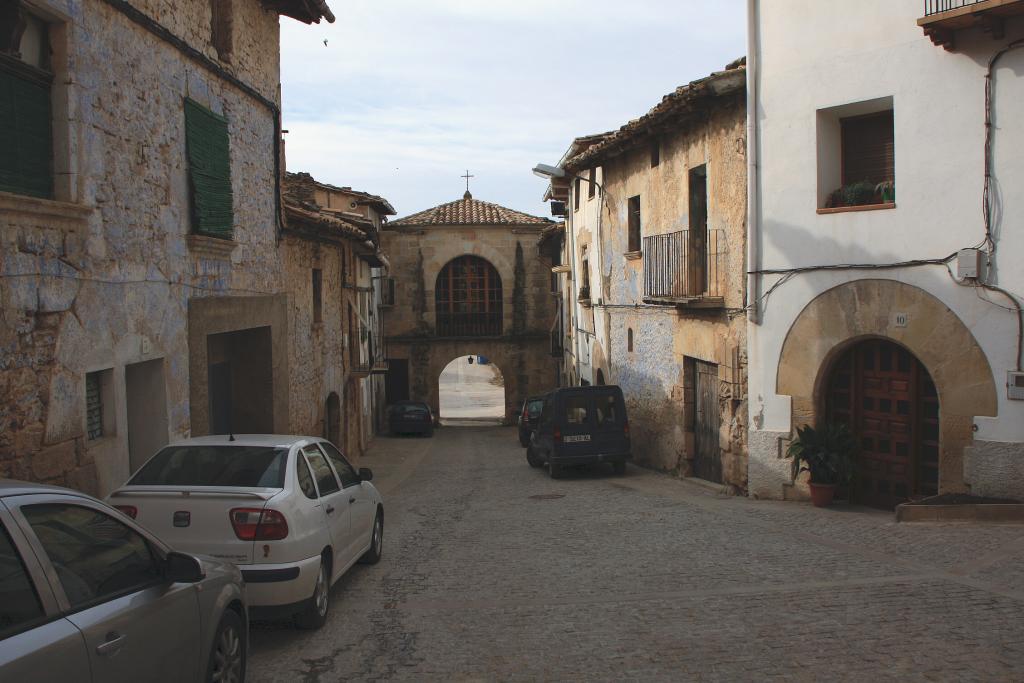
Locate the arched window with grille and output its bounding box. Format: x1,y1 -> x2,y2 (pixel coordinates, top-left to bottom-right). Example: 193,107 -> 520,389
435,256 -> 502,337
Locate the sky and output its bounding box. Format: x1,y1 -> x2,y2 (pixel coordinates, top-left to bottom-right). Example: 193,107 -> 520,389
279,0 -> 746,220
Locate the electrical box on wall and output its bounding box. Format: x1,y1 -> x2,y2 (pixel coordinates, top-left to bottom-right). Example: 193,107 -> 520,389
1008,371 -> 1024,400
958,248 -> 983,280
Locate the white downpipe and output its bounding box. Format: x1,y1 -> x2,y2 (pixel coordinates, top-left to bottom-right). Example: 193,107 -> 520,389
746,0 -> 762,325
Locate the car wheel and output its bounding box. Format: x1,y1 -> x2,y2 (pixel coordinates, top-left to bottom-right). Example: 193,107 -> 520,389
296,557 -> 330,630
612,460 -> 626,476
206,609 -> 245,683
359,508 -> 384,565
548,461 -> 563,479
526,445 -> 542,468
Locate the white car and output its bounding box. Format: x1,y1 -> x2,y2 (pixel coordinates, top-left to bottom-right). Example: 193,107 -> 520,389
107,435 -> 383,629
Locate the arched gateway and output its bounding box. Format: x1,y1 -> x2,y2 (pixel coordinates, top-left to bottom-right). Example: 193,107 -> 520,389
380,191 -> 558,423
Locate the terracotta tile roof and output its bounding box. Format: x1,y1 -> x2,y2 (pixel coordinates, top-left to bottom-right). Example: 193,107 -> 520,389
283,173 -> 366,241
566,58 -> 746,171
390,192 -> 553,227
537,222 -> 565,247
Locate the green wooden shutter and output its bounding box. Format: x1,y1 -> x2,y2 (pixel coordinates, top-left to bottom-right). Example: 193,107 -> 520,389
0,59 -> 53,199
184,98 -> 234,238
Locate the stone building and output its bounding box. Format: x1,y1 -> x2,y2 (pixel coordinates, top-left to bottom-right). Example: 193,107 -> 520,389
380,191 -> 559,422
542,61 -> 749,489
747,0 -> 1024,506
0,0 -> 333,495
282,172 -> 394,461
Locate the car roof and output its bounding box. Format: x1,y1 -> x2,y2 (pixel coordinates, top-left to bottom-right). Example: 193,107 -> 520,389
390,400 -> 429,407
0,479 -> 99,499
163,434 -> 323,449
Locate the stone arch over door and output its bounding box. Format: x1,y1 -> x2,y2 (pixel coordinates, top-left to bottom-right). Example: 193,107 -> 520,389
777,279 -> 998,495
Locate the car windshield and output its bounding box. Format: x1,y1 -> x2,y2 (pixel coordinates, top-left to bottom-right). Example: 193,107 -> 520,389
128,445 -> 288,487
526,400 -> 544,418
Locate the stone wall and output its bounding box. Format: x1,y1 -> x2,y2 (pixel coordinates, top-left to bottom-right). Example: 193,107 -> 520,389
0,0 -> 283,495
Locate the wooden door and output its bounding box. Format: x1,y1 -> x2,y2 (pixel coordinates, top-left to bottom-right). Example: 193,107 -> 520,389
827,339 -> 939,509
693,360 -> 722,484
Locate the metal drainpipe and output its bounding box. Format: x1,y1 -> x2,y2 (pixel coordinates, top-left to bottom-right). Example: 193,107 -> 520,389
746,0 -> 762,325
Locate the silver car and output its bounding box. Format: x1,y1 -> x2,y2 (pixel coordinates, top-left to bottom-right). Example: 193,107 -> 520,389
0,480 -> 247,683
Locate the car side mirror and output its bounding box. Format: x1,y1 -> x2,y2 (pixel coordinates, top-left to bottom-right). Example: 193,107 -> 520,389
165,551 -> 205,584
358,467 -> 374,481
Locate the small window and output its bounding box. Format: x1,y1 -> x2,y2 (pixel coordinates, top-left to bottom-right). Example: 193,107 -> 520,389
573,178 -> 581,211
303,446 -> 340,495
627,196 -> 641,253
627,328 -> 634,353
650,139 -> 660,168
0,524 -> 46,639
0,10 -> 53,199
588,168 -> 597,199
381,277 -> 396,306
312,269 -> 323,324
85,369 -> 115,440
817,100 -> 895,210
22,504 -> 161,610
565,395 -> 589,425
184,98 -> 233,239
210,0 -> 233,62
319,442 -> 360,488
296,454 -> 318,499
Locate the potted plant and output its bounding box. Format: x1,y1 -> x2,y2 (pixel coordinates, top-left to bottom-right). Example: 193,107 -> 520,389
876,180 -> 895,204
786,422 -> 857,507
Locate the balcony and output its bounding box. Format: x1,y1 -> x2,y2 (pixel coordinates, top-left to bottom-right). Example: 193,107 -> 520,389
349,322 -> 380,378
919,0 -> 1024,50
643,230 -> 726,308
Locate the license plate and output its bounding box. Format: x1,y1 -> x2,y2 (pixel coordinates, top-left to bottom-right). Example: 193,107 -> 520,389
564,434 -> 591,443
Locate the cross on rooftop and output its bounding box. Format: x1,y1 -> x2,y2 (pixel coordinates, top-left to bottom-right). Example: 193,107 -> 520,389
461,169 -> 474,195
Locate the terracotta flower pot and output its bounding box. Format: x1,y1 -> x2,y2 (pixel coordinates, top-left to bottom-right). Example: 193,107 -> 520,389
808,482 -> 837,508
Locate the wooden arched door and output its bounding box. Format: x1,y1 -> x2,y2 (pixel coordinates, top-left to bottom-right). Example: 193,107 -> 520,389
827,339 -> 939,509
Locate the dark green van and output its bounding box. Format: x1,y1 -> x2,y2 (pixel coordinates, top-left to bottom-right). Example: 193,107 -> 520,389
527,386 -> 631,478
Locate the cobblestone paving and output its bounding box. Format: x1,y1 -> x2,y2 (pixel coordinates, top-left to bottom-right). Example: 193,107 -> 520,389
248,427 -> 1024,682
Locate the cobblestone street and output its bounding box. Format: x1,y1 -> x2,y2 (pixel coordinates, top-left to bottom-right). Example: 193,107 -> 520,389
249,427 -> 1024,682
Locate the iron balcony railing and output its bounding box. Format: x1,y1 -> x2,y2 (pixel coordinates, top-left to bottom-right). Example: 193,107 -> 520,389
643,229 -> 725,301
924,0 -> 986,15
436,311 -> 502,337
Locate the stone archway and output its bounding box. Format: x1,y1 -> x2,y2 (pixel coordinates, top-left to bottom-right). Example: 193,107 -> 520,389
777,280 -> 997,496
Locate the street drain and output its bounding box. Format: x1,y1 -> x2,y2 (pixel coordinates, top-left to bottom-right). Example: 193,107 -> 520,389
529,494 -> 565,500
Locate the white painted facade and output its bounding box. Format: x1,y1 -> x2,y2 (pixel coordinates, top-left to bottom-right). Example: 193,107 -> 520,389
747,0 -> 1024,499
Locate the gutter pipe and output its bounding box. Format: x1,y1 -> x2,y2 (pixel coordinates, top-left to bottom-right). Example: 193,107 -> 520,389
746,0 -> 762,324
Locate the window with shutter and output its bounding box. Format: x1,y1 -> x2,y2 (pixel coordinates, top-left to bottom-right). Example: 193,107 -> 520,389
627,195 -> 641,253
184,98 -> 234,239
0,41 -> 53,198
841,110 -> 894,187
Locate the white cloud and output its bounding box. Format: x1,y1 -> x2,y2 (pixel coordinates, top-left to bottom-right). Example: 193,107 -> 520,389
280,0 -> 746,218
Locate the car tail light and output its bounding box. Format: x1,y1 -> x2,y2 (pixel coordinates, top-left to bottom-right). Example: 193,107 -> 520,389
554,426 -> 562,444
623,421 -> 630,439
230,508 -> 289,541
114,505 -> 138,519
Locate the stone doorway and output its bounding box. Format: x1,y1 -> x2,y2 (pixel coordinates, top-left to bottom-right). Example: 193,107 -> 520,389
205,327 -> 274,434
826,339 -> 939,509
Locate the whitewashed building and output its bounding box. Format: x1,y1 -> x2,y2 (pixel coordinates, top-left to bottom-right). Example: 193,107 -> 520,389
747,0 -> 1024,506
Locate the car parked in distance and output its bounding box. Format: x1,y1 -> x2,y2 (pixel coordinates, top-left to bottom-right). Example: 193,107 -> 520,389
0,480 -> 247,683
107,435 -> 384,630
518,395 -> 547,447
388,401 -> 435,437
527,385 -> 631,478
